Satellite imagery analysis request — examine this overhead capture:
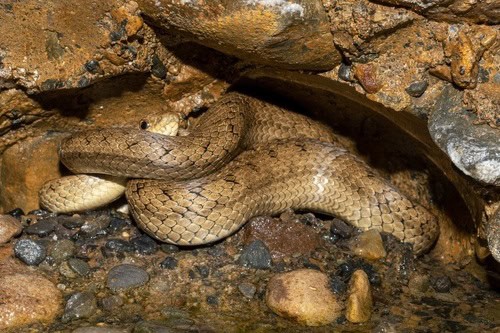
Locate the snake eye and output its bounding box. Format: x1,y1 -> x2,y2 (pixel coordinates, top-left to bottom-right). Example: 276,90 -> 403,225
139,120 -> 149,130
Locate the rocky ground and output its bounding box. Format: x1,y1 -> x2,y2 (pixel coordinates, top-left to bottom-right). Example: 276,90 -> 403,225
0,207 -> 499,332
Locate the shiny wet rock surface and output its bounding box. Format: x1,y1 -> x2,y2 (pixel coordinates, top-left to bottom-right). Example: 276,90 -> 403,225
1,209 -> 499,332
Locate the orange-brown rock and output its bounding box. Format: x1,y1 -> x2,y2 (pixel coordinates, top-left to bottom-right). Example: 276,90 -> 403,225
0,215 -> 23,244
346,269 -> 373,323
136,0 -> 340,70
0,133 -> 65,213
266,269 -> 342,326
0,257 -> 62,330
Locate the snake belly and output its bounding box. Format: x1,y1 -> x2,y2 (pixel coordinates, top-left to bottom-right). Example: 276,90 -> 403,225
48,92 -> 439,254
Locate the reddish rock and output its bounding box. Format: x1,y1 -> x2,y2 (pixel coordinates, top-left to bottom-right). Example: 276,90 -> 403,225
242,215 -> 320,260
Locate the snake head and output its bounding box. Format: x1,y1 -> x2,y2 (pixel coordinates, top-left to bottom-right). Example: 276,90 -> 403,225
139,113 -> 188,136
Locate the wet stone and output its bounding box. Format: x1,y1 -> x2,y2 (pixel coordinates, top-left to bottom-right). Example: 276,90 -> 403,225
159,257 -> 178,270
266,269 -> 342,326
405,80 -> 428,97
84,60 -> 101,74
432,275 -> 452,293
206,295 -> 219,305
195,265 -> 210,278
107,264 -> 149,291
349,229 -> 387,260
14,239 -> 47,265
238,282 -> 257,299
50,239 -> 76,262
330,218 -> 354,240
151,54 -> 167,79
0,214 -> 23,244
338,260 -> 381,286
346,270 -> 373,323
80,216 -> 110,237
160,244 -> 180,253
329,276 -> 347,294
338,63 -> 353,82
68,258 -> 90,276
108,217 -> 131,232
6,208 -> 24,218
105,239 -> 135,253
130,234 -> 158,254
99,295 -> 124,312
238,240 -> 272,269
62,291 -> 97,322
24,218 -> 56,237
61,215 -> 85,229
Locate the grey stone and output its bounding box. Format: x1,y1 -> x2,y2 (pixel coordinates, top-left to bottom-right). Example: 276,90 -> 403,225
50,239 -> 76,262
429,85 -> 500,186
107,264 -> 149,291
63,292 -> 97,322
14,239 -> 47,265
68,258 -> 91,276
238,240 -> 272,269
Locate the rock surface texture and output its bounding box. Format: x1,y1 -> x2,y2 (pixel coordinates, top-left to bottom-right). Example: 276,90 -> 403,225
0,0 -> 499,330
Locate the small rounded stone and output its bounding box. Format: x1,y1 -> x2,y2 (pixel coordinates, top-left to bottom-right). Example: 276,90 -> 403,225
62,292 -> 97,322
266,269 -> 342,326
238,282 -> 257,299
432,275 -> 452,293
107,264 -> 149,291
159,256 -> 178,269
349,229 -> 387,260
346,270 -> 373,323
238,240 -> 272,269
14,239 -> 47,266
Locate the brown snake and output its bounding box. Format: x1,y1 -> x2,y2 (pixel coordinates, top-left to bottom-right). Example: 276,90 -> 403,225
40,92 -> 439,254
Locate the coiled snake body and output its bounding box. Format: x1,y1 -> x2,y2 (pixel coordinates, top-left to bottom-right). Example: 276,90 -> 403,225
40,93 -> 439,254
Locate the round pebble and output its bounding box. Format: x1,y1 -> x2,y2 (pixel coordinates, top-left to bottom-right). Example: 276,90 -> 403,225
349,229 -> 387,260
108,217 -> 130,232
329,276 -> 347,294
24,219 -> 56,237
432,275 -> 452,293
405,80 -> 428,97
50,239 -> 76,262
62,292 -> 97,322
6,208 -> 24,218
195,265 -> 210,278
68,258 -> 90,276
330,218 -> 354,240
105,239 -> 134,253
159,257 -> 178,269
238,240 -> 272,269
206,295 -> 219,305
60,215 -> 85,229
14,239 -> 47,265
99,295 -> 124,312
130,234 -> 158,254
238,282 -> 257,299
266,269 -> 342,326
107,264 -> 149,291
80,216 -> 110,237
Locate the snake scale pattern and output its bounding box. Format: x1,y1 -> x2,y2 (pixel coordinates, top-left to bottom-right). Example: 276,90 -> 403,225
40,92 -> 439,254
